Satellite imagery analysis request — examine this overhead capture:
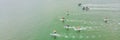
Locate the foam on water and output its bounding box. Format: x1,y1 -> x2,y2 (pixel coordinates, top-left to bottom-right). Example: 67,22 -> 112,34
72,36 -> 75,38
79,35 -> 83,38
81,3 -> 120,11
82,3 -> 120,8
65,35 -> 68,38
50,33 -> 61,37
90,8 -> 120,11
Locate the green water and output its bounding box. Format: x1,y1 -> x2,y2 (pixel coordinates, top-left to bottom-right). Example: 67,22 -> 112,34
0,0 -> 120,40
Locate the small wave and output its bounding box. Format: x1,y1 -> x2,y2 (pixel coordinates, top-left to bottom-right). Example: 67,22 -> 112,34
82,3 -> 120,8
90,8 -> 120,11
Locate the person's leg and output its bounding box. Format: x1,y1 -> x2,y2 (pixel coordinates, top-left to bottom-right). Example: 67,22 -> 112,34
54,36 -> 56,39
62,20 -> 64,23
78,3 -> 82,6
105,20 -> 108,23
78,30 -> 80,32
